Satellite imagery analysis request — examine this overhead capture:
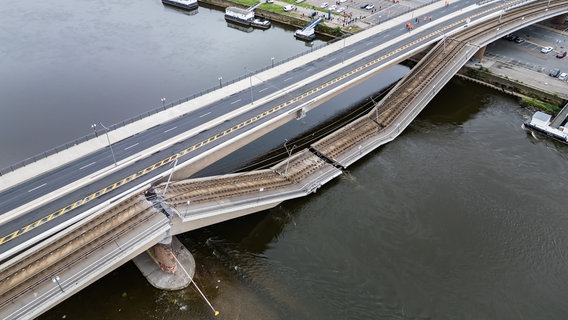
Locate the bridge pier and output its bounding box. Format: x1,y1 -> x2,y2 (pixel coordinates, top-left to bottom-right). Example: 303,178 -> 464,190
132,236 -> 195,290
472,45 -> 487,63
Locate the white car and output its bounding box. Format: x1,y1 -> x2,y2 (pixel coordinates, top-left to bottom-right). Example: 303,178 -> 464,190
283,4 -> 296,11
559,72 -> 568,81
335,6 -> 345,13
541,46 -> 553,54
320,2 -> 328,8
365,4 -> 375,10
329,4 -> 337,10
339,0 -> 346,2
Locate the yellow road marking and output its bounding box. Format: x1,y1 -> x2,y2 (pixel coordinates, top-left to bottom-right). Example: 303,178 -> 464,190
0,1 -> 519,247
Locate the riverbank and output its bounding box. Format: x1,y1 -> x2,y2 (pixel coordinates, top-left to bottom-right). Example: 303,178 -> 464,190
459,54 -> 567,114
197,0 -> 346,38
200,0 -> 567,115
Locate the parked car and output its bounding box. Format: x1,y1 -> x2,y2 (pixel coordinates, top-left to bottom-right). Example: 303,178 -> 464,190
320,2 -> 328,8
359,3 -> 369,8
365,4 -> 375,10
514,37 -> 525,44
549,68 -> 560,77
540,46 -> 553,54
329,4 -> 337,10
335,6 -> 345,13
559,73 -> 568,81
557,51 -> 567,59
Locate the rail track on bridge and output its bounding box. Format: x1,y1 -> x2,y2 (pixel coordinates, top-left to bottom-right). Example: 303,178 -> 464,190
0,192 -> 166,318
312,0 -> 568,164
1,1 -> 567,318
161,1 -> 568,214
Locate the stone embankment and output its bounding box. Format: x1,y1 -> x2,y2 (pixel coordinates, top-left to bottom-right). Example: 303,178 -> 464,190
198,0 -> 343,38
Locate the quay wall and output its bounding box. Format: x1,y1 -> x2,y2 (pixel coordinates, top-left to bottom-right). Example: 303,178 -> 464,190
458,65 -> 567,106
197,0 -> 341,38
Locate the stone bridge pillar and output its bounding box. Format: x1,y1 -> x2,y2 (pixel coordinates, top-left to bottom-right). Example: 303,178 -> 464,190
552,13 -> 567,25
132,236 -> 196,290
472,45 -> 487,62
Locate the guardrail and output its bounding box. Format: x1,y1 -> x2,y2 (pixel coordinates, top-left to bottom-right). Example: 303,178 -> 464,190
0,43 -> 329,177
0,0 -> 459,176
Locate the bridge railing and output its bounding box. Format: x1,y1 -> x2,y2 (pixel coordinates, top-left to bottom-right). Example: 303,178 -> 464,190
0,43 -> 329,177
0,0 -> 444,176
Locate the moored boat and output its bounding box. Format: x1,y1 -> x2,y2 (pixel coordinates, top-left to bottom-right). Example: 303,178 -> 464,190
225,6 -> 271,29
522,111 -> 568,144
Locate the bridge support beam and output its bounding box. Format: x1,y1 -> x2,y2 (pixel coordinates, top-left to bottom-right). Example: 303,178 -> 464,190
132,236 -> 195,290
472,45 -> 487,62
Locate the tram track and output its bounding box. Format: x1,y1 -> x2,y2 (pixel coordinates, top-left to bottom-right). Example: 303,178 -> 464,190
1,1 -> 566,318
0,193 -> 159,311
313,0 -> 568,160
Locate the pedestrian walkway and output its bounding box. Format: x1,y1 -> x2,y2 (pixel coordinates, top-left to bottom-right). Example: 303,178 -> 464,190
0,0 -> 463,194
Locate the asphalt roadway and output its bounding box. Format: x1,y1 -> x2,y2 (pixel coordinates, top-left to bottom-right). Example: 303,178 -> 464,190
0,0 -> 515,261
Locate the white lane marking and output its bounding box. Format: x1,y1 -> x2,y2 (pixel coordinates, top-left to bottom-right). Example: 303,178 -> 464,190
199,112 -> 211,118
283,77 -> 293,82
347,49 -> 355,53
164,126 -> 177,133
28,183 -> 47,193
124,143 -> 139,151
231,99 -> 241,105
259,87 -> 270,93
80,161 -> 97,170
329,58 -> 337,62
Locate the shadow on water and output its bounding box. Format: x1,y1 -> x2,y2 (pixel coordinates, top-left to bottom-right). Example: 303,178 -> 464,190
193,65 -> 408,177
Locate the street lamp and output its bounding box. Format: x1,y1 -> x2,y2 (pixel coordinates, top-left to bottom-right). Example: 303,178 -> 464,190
99,122 -> 117,167
244,67 -> 254,104
52,276 -> 64,293
161,97 -> 166,109
218,76 -> 222,88
271,57 -> 275,68
91,123 -> 98,137
283,139 -> 297,177
185,200 -> 191,216
162,158 -> 178,197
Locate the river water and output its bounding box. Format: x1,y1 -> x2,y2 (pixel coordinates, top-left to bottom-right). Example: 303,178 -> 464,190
3,1 -> 568,319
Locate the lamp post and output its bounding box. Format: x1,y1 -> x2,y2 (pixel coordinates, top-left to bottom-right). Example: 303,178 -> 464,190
162,158 -> 178,197
161,97 -> 166,109
271,57 -> 275,68
218,76 -> 222,88
245,67 -> 254,104
185,200 -> 191,216
52,276 -> 64,293
283,139 -> 297,177
91,123 -> 98,137
99,122 -> 117,167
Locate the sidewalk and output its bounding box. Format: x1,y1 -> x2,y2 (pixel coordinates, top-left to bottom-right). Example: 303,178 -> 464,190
0,0 -> 463,193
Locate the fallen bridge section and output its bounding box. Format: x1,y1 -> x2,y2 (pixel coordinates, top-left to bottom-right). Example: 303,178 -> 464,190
155,149 -> 342,234
312,0 -> 568,168
0,191 -> 169,320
